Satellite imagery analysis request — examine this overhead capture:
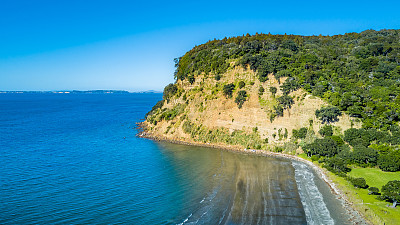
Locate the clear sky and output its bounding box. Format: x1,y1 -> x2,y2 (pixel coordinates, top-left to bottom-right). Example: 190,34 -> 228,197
1,0 -> 399,91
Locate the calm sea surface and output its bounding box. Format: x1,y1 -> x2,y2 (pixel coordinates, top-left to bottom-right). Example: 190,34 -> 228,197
0,93 -> 350,224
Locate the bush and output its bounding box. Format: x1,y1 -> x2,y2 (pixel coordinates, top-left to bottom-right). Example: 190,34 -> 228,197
330,135 -> 344,146
163,83 -> 178,101
368,187 -> 380,195
350,177 -> 368,189
303,137 -> 338,157
319,125 -> 333,137
182,120 -> 193,134
223,83 -> 235,98
277,95 -> 294,109
281,77 -> 300,95
258,86 -> 265,96
323,156 -> 351,175
315,106 -> 342,124
293,127 -> 308,139
188,75 -> 195,84
311,155 -> 320,162
274,146 -> 283,152
270,86 -> 277,96
146,100 -> 164,118
238,81 -> 245,89
215,74 -> 221,81
235,90 -> 247,109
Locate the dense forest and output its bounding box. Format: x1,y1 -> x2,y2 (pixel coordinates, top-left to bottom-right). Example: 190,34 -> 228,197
150,30 -> 400,206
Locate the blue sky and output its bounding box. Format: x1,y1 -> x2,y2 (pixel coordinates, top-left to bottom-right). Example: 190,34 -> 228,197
1,0 -> 399,91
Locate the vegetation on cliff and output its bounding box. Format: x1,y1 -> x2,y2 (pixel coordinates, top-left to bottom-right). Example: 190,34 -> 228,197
145,30 -> 400,216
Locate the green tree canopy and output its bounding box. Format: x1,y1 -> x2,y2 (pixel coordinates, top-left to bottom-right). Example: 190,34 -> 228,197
381,180 -> 400,207
315,106 -> 342,124
235,90 -> 247,109
223,83 -> 235,98
163,83 -> 177,101
319,125 -> 333,137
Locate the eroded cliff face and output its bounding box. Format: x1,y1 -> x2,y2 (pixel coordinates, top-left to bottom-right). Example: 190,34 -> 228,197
144,65 -> 359,151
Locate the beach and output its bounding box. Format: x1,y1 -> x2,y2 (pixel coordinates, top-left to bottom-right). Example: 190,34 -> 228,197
139,127 -> 370,224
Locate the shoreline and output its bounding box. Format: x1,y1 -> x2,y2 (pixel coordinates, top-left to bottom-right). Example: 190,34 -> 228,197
138,128 -> 370,225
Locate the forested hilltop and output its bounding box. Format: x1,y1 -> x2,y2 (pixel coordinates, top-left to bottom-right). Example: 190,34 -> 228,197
144,30 -> 400,221
176,29 -> 400,129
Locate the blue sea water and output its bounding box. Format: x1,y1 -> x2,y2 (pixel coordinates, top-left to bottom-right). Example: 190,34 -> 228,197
0,93 -> 350,224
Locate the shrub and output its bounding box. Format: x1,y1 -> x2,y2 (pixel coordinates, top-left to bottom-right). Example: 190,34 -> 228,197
319,125 -> 333,137
274,146 -> 283,152
146,100 -> 164,118
215,74 -> 221,81
223,83 -> 235,98
188,75 -> 195,84
323,156 -> 351,175
330,135 -> 344,146
277,95 -> 294,109
350,177 -> 368,189
281,77 -> 300,95
368,187 -> 380,195
270,86 -> 277,96
258,86 -> 265,96
303,137 -> 338,157
293,127 -> 308,139
315,106 -> 342,124
238,81 -> 246,89
163,83 -> 178,101
235,90 -> 247,109
311,155 -> 319,162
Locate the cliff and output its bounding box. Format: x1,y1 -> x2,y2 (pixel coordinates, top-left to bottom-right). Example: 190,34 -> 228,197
143,65 -> 359,151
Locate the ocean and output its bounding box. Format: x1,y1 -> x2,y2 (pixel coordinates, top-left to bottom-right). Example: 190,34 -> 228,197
0,93 -> 351,224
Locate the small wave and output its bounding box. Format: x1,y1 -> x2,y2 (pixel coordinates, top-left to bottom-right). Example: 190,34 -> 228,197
176,213 -> 192,225
200,197 -> 205,203
292,161 -> 334,225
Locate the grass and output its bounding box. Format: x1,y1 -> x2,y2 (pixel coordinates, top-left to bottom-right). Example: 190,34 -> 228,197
327,167 -> 400,224
348,167 -> 400,188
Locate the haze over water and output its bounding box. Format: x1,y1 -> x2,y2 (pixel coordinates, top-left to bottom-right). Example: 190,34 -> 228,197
0,93 -> 350,224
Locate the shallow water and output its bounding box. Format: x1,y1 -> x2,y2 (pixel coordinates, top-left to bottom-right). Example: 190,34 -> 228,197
0,93 -> 350,224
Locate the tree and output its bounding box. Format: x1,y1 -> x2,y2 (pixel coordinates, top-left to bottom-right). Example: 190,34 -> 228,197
343,128 -> 370,147
381,180 -> 400,207
293,127 -> 308,139
163,83 -> 177,101
378,153 -> 400,172
368,187 -> 380,195
277,95 -> 294,109
350,177 -> 368,189
319,125 -> 333,137
270,86 -> 277,97
351,146 -> 378,166
315,106 -> 342,124
323,156 -> 351,175
303,137 -> 338,157
281,77 -> 300,95
223,83 -> 235,98
235,90 -> 247,109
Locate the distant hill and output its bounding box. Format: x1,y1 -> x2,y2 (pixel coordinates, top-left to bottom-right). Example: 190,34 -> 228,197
0,90 -> 131,94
